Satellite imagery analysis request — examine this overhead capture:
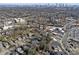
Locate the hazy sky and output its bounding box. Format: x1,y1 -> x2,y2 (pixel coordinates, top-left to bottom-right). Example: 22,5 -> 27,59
0,0 -> 79,3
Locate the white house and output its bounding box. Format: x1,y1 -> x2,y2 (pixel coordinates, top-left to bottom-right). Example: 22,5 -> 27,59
3,25 -> 14,30
3,20 -> 14,30
14,18 -> 25,23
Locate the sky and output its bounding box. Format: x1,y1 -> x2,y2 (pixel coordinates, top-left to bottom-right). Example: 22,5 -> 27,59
0,0 -> 79,3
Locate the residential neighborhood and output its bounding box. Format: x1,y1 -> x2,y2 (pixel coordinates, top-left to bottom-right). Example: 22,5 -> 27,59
0,3 -> 79,55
